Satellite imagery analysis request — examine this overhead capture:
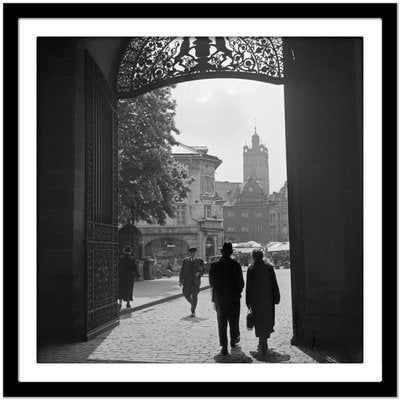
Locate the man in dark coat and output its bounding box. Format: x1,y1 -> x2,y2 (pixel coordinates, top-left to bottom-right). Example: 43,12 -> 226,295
209,242 -> 244,356
179,247 -> 204,317
118,245 -> 140,310
246,249 -> 280,355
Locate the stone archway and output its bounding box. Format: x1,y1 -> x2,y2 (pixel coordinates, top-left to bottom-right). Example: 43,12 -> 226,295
144,237 -> 190,259
38,36 -> 363,359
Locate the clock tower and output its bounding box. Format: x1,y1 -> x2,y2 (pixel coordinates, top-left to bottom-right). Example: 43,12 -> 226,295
243,127 -> 270,195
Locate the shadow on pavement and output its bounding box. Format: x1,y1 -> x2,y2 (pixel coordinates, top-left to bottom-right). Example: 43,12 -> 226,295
213,345 -> 253,363
180,316 -> 208,323
134,279 -> 179,300
38,329 -> 115,363
250,349 -> 291,363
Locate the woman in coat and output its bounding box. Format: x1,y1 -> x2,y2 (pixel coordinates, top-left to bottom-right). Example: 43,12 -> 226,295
118,245 -> 140,310
246,249 -> 280,355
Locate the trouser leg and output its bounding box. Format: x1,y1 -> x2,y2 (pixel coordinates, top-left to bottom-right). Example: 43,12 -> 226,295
258,337 -> 268,353
191,293 -> 198,313
228,301 -> 240,344
183,291 -> 192,305
216,309 -> 228,347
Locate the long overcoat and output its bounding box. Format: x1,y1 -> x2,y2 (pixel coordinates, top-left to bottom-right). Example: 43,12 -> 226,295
246,260 -> 280,338
179,257 -> 204,295
209,256 -> 244,311
118,254 -> 139,301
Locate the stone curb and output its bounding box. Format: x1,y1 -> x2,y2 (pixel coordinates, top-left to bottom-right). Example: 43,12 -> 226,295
119,285 -> 212,316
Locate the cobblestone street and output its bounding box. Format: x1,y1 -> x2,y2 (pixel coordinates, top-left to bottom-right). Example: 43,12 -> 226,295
38,270 -> 319,363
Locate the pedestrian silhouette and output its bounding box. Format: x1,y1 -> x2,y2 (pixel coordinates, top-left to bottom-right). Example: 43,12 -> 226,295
209,242 -> 244,356
118,245 -> 140,310
179,247 -> 204,317
246,249 -> 280,356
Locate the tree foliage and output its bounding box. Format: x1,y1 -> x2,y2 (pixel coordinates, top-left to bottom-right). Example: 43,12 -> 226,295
118,87 -> 192,226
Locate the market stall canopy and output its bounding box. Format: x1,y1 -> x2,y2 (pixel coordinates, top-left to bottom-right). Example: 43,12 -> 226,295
267,242 -> 290,252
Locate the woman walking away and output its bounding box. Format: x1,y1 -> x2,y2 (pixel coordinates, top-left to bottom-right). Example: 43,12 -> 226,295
246,249 -> 280,356
118,245 -> 140,310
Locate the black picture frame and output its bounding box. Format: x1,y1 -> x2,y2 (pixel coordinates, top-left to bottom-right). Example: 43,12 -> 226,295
4,2 -> 396,397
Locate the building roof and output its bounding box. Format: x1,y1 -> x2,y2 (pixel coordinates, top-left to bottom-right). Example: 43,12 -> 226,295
172,142 -> 204,155
172,142 -> 222,167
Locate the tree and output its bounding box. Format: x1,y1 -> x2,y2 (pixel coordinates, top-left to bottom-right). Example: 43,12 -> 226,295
118,87 -> 192,226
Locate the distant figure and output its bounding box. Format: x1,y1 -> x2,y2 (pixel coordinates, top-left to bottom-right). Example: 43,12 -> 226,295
179,247 -> 204,317
118,245 -> 140,310
246,249 -> 280,356
209,242 -> 244,356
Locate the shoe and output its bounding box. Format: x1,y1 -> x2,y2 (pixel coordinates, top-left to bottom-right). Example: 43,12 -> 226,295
190,313 -> 195,317
220,346 -> 228,356
126,303 -> 131,308
230,335 -> 240,347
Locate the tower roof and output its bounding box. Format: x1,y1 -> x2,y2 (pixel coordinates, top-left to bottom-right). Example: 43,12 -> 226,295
252,126 -> 260,148
252,125 -> 259,139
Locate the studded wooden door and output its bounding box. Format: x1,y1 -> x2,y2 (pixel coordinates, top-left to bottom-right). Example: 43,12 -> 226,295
85,52 -> 119,339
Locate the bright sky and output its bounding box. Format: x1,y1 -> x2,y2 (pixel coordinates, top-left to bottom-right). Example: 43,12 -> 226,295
171,79 -> 287,194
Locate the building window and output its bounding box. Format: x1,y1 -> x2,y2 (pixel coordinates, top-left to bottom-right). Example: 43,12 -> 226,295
241,210 -> 248,218
227,226 -> 235,232
270,213 -> 276,223
256,225 -> 263,232
255,210 -> 263,218
204,205 -> 212,218
241,226 -> 249,232
227,210 -> 235,218
176,204 -> 186,224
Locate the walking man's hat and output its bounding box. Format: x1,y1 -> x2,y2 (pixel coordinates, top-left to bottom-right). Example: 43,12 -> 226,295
219,242 -> 233,252
188,247 -> 197,252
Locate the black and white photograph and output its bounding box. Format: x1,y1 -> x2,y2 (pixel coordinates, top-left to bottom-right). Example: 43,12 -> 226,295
4,2 -> 396,397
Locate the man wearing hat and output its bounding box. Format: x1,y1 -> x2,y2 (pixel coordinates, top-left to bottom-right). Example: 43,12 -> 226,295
209,242 -> 244,356
179,247 -> 204,317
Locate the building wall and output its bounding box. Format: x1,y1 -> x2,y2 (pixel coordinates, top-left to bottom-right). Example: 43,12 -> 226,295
136,149 -> 224,260
38,38 -> 87,342
224,203 -> 269,244
268,181 -> 289,242
223,178 -> 270,245
284,37 -> 363,358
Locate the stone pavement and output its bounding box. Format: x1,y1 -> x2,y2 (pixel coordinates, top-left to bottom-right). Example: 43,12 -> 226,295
118,274 -> 210,313
38,270 -> 321,363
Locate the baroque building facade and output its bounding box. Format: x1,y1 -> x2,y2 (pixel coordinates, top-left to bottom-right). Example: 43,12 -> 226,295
216,129 -> 289,245
136,143 -> 224,262
222,177 -> 270,244
268,181 -> 289,242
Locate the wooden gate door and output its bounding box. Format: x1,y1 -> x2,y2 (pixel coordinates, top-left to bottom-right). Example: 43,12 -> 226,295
85,52 -> 119,339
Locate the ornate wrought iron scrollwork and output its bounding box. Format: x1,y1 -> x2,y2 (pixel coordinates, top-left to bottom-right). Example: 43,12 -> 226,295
116,37 -> 284,97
